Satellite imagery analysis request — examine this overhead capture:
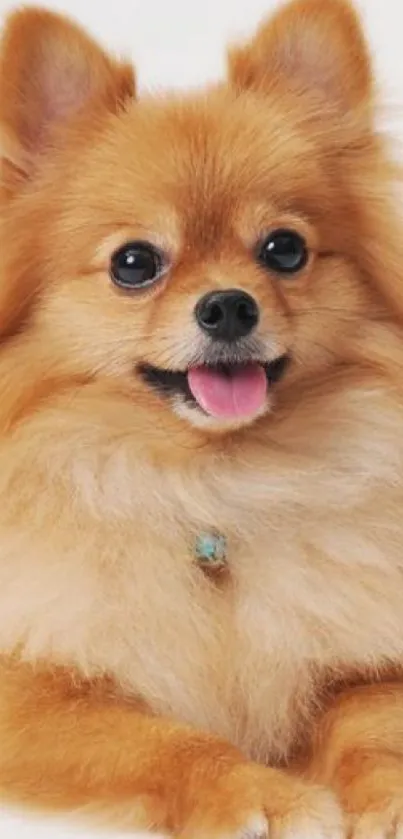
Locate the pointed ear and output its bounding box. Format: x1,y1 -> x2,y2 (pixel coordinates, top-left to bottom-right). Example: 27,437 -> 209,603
0,8 -> 135,180
228,0 -> 373,119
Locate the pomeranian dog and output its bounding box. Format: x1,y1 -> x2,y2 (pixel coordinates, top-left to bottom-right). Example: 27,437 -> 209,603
1,0 -> 403,835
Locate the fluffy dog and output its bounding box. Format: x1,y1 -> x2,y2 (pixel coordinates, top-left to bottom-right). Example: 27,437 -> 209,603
1,1 -> 403,836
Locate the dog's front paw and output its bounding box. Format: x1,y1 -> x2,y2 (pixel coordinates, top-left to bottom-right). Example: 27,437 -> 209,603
332,754 -> 403,839
180,762 -> 344,839
349,809 -> 403,839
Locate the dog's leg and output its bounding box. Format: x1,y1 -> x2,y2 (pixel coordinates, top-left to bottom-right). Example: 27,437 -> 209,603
0,657 -> 342,838
308,682 -> 403,838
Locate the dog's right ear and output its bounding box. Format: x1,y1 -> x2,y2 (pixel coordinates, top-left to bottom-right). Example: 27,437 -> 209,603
0,9 -> 135,341
0,8 -> 135,188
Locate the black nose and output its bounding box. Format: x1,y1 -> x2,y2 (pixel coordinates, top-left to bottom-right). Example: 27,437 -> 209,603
195,289 -> 259,342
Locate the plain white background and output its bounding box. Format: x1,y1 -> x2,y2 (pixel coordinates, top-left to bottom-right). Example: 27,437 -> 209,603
0,0 -> 402,835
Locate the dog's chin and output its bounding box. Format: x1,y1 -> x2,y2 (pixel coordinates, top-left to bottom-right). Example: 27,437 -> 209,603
138,355 -> 290,432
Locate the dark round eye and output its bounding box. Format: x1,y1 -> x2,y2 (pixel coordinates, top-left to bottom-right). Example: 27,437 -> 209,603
258,229 -> 308,275
110,242 -> 164,290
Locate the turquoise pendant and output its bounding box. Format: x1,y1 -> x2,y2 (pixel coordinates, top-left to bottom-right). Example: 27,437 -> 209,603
195,532 -> 227,570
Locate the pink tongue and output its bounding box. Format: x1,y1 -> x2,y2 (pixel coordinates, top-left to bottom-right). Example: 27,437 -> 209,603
187,364 -> 267,419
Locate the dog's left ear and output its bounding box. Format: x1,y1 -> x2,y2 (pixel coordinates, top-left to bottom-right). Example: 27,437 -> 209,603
0,8 -> 135,183
228,0 -> 373,120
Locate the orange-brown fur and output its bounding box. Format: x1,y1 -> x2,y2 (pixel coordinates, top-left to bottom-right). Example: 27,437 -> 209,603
1,1 -> 403,836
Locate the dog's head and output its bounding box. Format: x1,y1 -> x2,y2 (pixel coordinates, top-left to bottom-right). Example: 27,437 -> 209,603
0,1 -> 402,434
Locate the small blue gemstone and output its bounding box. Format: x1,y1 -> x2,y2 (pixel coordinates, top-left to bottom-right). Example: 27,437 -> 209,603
195,532 -> 227,566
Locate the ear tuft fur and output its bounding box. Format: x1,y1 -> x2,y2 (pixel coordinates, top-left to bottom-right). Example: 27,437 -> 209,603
0,8 -> 135,177
228,0 -> 373,119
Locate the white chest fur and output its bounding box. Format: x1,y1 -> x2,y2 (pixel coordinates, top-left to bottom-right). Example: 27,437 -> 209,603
1,382 -> 403,761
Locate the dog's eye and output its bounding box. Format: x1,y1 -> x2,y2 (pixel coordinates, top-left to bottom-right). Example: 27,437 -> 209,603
257,229 -> 308,275
110,242 -> 164,290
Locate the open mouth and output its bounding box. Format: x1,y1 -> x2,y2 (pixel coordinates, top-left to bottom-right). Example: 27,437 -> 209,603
139,355 -> 290,420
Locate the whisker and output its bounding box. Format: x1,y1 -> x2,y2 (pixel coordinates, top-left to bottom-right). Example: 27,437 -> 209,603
293,305 -> 395,324
292,307 -> 357,319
